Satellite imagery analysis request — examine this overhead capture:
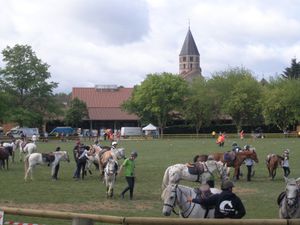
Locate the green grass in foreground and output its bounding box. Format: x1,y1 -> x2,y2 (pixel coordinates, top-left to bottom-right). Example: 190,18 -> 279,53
0,137 -> 300,224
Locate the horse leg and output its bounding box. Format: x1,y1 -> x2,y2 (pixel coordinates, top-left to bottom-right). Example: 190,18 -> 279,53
24,166 -> 31,181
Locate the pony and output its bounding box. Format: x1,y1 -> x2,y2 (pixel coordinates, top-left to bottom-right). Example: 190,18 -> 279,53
15,139 -> 37,162
266,153 -> 284,180
104,158 -> 118,198
24,151 -> 70,181
2,142 -> 17,163
207,149 -> 259,181
98,147 -> 125,177
161,184 -> 221,218
161,160 -> 227,190
278,177 -> 300,219
0,147 -> 11,170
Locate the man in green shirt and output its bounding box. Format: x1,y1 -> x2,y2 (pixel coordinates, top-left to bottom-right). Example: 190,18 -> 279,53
119,151 -> 138,200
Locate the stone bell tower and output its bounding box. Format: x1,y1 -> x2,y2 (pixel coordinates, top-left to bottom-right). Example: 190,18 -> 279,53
179,27 -> 202,81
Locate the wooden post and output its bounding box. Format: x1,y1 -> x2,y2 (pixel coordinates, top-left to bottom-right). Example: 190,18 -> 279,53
72,218 -> 94,225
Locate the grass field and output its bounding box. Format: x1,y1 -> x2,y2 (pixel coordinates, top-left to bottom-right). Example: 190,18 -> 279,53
0,137 -> 300,224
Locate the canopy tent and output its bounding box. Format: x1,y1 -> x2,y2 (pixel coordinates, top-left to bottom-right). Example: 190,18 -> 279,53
142,123 -> 157,131
142,124 -> 159,138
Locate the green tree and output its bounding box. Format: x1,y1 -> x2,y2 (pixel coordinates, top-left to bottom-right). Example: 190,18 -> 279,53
0,44 -> 58,127
282,58 -> 300,79
184,77 -> 216,134
209,67 -> 263,132
65,98 -> 89,127
263,78 -> 300,131
122,73 -> 188,136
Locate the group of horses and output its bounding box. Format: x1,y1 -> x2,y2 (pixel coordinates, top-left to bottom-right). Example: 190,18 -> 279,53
0,138 -> 126,198
160,148 -> 300,219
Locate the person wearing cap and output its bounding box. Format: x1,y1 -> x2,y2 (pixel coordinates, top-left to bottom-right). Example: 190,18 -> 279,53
187,180 -> 246,218
111,141 -> 118,149
282,149 -> 290,177
119,151 -> 138,200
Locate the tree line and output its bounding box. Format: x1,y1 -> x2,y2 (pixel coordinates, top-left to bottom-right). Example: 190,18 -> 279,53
1,44 -> 300,134
122,64 -> 300,135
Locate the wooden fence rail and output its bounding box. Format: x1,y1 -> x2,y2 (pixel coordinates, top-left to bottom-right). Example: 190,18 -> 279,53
1,206 -> 300,225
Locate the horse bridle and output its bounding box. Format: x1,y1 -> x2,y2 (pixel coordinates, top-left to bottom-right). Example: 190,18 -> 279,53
163,184 -> 196,218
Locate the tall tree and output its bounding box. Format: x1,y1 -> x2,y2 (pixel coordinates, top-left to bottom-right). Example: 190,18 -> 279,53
184,77 -> 216,134
263,78 -> 300,131
282,58 -> 300,79
209,67 -> 263,132
65,98 -> 89,128
122,73 -> 188,136
0,44 -> 58,127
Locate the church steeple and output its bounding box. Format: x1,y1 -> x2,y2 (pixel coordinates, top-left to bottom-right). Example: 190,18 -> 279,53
179,27 -> 202,80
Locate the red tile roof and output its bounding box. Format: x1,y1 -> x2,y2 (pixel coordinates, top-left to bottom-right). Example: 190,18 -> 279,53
72,87 -> 139,121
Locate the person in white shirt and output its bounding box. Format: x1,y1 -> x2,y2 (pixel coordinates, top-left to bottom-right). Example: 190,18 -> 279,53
282,149 -> 290,177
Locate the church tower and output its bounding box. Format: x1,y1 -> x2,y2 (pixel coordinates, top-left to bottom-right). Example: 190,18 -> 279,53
179,27 -> 202,81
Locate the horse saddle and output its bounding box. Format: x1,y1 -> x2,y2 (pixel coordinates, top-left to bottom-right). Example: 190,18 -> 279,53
42,153 -> 55,164
224,152 -> 236,166
187,162 -> 205,175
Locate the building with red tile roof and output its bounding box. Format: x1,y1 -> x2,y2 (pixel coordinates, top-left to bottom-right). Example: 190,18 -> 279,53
72,85 -> 139,131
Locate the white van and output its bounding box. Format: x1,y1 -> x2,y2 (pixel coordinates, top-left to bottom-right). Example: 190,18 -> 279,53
120,127 -> 142,138
7,127 -> 39,139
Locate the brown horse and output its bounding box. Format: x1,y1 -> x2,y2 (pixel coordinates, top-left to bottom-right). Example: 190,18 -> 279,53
196,150 -> 259,181
97,147 -> 125,178
266,153 -> 283,180
0,147 -> 10,170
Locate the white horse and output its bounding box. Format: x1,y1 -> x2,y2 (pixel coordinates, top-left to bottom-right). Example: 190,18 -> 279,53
162,160 -> 227,190
161,184 -> 221,218
104,158 -> 118,198
279,177 -> 300,219
24,151 -> 70,181
15,139 -> 37,162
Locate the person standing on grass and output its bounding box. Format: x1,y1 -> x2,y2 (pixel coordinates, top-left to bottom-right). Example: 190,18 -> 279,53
282,149 -> 290,177
187,180 -> 246,219
119,151 -> 138,200
52,147 -> 61,180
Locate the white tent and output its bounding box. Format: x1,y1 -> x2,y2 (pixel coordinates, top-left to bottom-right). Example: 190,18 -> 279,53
142,123 -> 157,131
142,124 -> 158,137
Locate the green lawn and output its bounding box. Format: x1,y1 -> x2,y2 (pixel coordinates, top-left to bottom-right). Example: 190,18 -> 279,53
0,137 -> 299,224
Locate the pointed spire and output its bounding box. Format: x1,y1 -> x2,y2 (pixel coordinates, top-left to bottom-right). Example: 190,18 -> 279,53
179,28 -> 199,56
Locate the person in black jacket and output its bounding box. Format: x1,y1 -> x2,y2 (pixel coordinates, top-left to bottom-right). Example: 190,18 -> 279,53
187,180 -> 246,219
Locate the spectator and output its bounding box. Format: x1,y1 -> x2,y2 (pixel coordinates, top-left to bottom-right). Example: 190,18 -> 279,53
52,147 -> 61,180
187,180 -> 246,219
282,149 -> 290,177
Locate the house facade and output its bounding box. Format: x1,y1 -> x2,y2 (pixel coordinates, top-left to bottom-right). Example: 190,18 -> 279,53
72,85 -> 139,132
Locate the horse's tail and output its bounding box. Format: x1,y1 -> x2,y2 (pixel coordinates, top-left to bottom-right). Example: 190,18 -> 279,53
162,166 -> 171,191
24,154 -> 30,176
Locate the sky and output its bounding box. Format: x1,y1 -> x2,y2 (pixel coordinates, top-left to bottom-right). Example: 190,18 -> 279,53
1,0 -> 300,93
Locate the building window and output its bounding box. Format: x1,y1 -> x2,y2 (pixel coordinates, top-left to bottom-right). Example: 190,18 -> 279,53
196,57 -> 199,61
190,64 -> 193,69
190,57 -> 193,62
183,64 -> 186,69
183,57 -> 186,62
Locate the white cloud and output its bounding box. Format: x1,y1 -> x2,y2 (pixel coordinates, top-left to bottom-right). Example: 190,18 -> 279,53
1,0 -> 300,93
